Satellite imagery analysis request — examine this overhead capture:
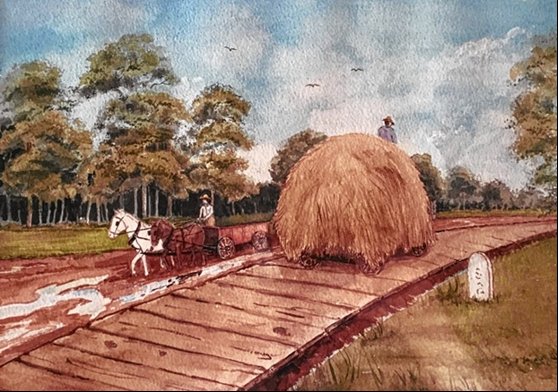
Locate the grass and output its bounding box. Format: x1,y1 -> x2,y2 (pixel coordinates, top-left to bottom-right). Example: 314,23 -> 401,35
0,225 -> 129,259
292,237 -> 557,391
0,212 -> 275,259
437,208 -> 555,219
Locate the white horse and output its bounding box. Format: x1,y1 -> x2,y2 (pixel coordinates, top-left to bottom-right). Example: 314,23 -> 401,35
108,209 -> 174,277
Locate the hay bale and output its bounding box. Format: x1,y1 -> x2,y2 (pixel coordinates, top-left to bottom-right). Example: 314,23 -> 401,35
273,133 -> 435,273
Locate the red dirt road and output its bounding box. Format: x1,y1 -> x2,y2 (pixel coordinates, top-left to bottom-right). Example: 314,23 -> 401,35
0,215 -> 555,367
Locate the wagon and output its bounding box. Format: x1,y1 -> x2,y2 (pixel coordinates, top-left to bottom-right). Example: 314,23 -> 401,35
202,221 -> 271,260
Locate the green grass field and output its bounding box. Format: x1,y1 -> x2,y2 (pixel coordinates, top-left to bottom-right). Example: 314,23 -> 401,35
293,237 -> 557,391
0,212 -> 274,259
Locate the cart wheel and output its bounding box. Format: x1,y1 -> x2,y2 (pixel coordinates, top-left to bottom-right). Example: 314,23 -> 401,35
356,254 -> 384,275
217,237 -> 235,260
411,244 -> 428,257
299,253 -> 320,269
252,231 -> 270,252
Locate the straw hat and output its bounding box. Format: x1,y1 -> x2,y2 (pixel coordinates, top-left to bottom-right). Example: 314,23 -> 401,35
383,116 -> 394,125
200,194 -> 211,201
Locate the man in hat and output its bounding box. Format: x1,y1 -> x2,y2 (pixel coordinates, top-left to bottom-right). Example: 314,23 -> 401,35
377,116 -> 398,144
197,194 -> 215,226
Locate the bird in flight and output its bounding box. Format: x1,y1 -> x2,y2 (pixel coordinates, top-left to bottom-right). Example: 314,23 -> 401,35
224,46 -> 237,51
351,67 -> 364,72
305,83 -> 320,87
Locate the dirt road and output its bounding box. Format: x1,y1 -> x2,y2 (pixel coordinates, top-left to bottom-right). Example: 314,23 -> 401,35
0,216 -> 555,367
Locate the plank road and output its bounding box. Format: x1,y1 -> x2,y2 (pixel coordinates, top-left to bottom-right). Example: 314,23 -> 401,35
0,219 -> 555,391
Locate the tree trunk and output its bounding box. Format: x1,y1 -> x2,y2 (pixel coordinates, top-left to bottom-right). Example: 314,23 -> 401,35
26,196 -> 33,228
96,199 -> 101,224
155,188 -> 160,217
119,195 -> 124,209
52,202 -> 58,224
6,193 -> 12,222
133,188 -> 138,216
231,201 -> 236,215
58,199 -> 65,224
86,200 -> 92,224
46,202 -> 52,224
38,200 -> 43,225
211,190 -> 215,205
253,201 -> 258,214
167,194 -> 173,217
141,183 -> 147,218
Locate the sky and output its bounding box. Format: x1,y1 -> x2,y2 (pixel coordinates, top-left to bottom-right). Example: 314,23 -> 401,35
1,0 -> 556,188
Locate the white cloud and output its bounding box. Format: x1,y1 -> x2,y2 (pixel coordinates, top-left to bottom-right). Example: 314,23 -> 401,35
238,143 -> 277,184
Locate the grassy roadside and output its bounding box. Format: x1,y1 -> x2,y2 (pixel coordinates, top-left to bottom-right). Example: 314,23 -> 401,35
437,208 -> 555,219
293,237 -> 557,391
0,226 -> 129,259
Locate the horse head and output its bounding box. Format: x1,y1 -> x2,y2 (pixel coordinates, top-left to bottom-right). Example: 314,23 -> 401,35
150,219 -> 175,247
108,209 -> 129,239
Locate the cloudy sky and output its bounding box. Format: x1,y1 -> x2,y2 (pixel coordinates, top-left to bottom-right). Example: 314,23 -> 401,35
1,0 -> 556,188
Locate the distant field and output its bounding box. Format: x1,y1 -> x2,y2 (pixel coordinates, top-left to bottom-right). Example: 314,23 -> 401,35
0,226 -> 129,259
438,209 -> 555,219
293,237 -> 557,391
0,213 -> 274,259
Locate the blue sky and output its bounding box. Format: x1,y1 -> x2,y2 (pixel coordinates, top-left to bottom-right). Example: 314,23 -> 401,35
1,0 -> 556,186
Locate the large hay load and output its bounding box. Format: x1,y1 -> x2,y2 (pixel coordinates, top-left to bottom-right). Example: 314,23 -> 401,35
273,133 -> 435,274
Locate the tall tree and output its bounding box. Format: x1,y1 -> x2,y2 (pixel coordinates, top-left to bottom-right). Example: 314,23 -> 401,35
186,84 -> 256,205
93,92 -> 192,217
270,129 -> 327,186
481,179 -> 513,210
447,166 -> 481,210
0,111 -> 92,227
79,33 -> 178,98
509,32 -> 557,200
410,153 -> 446,203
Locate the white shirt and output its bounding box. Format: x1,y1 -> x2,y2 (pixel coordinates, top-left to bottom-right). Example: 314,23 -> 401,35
199,204 -> 213,220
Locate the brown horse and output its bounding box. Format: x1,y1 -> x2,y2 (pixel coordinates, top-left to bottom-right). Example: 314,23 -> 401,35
150,220 -> 206,267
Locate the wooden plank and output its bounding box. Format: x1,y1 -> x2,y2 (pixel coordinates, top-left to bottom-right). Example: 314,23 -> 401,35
174,282 -> 341,329
94,309 -> 295,369
215,273 -> 374,309
54,328 -> 259,389
0,359 -> 121,391
137,294 -> 323,348
237,263 -> 403,297
22,344 -> 220,391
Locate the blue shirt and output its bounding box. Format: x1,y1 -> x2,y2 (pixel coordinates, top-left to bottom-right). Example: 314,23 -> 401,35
377,125 -> 398,144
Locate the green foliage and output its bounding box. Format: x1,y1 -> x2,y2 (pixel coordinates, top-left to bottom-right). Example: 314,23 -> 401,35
447,165 -> 481,208
480,180 -> 513,210
79,33 -> 178,96
270,129 -> 327,185
89,91 -> 192,199
1,61 -> 61,123
510,32 -> 557,194
410,153 -> 446,202
187,84 -> 256,202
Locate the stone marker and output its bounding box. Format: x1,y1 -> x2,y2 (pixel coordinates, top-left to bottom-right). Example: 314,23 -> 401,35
467,252 -> 494,301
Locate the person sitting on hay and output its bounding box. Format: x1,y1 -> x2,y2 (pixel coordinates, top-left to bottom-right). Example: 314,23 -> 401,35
197,194 -> 215,226
377,115 -> 398,144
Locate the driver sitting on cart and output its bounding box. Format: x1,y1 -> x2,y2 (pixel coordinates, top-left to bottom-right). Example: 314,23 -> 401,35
197,194 -> 215,227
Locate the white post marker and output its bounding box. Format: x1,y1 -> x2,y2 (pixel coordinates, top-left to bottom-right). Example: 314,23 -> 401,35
467,252 -> 494,301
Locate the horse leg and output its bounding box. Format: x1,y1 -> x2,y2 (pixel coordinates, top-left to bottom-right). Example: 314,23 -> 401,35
169,255 -> 175,268
200,246 -> 206,266
141,254 -> 149,277
130,251 -> 143,276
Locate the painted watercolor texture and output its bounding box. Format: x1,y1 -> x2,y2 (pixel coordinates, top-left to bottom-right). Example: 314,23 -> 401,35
0,0 -> 556,390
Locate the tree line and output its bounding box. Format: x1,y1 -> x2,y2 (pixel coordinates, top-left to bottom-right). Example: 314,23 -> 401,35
0,32 -> 555,227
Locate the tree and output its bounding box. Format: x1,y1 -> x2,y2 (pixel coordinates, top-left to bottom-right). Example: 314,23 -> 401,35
186,84 -> 256,206
79,34 -> 178,98
410,153 -> 446,204
1,61 -> 61,123
0,111 -> 92,227
509,32 -> 557,200
93,91 -> 192,217
447,166 -> 481,210
270,129 -> 327,186
481,180 -> 513,210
